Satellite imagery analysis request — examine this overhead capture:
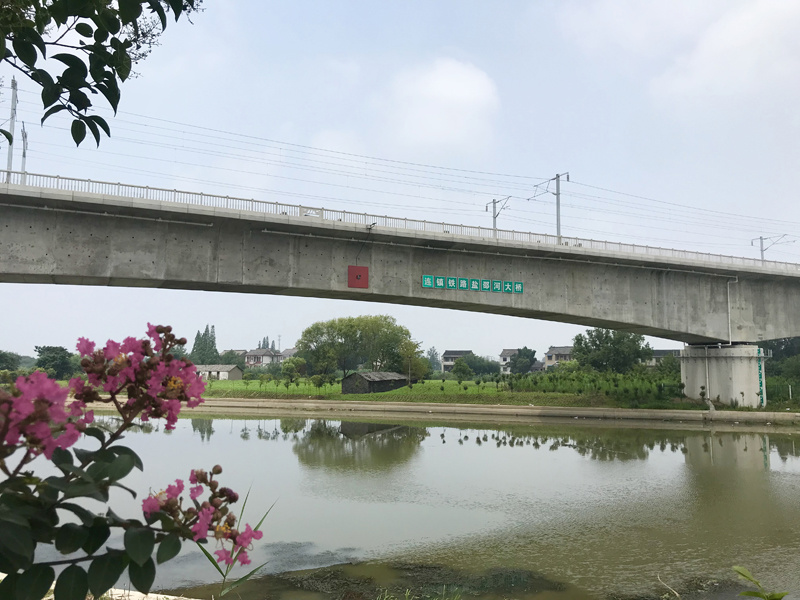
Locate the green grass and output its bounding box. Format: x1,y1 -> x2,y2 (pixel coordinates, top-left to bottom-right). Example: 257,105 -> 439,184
198,378 -> 711,410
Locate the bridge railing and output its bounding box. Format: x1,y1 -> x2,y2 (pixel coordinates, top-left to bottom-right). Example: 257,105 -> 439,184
4,170 -> 800,274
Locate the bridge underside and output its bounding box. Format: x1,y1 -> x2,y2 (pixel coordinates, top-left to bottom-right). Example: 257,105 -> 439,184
3,189 -> 800,345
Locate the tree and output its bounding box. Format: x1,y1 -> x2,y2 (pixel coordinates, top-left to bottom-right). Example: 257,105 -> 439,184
509,347 -> 537,374
572,328 -> 653,373
426,347 -> 441,372
656,353 -> 681,378
281,356 -> 307,383
0,350 -> 20,371
189,324 -> 219,365
34,345 -> 73,379
0,0 -> 202,146
462,353 -> 500,376
296,315 -> 414,377
399,339 -> 430,382
451,357 -> 474,383
359,315 -> 411,372
219,350 -> 245,370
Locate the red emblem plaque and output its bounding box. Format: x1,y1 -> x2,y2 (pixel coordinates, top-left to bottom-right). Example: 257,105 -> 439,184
348,265 -> 369,288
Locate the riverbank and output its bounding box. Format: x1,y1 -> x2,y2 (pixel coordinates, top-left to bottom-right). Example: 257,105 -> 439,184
170,396 -> 800,428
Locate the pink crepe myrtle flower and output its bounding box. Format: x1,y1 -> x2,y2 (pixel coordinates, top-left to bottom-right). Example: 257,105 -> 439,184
76,337 -> 95,356
235,524 -> 263,549
191,506 -> 215,542
142,496 -> 161,517
2,371 -> 93,459
165,479 -> 184,499
190,485 -> 204,500
214,548 -> 234,566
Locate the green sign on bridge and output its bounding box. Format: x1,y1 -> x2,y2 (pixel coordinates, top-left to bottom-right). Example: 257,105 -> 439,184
422,275 -> 523,294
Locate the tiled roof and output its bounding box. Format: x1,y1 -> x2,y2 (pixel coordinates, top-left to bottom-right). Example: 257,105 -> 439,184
547,346 -> 573,355
346,371 -> 407,382
442,350 -> 473,358
500,349 -> 518,357
195,364 -> 241,372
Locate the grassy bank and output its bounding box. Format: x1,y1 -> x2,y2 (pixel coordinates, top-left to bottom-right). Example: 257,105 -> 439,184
200,378 -> 711,410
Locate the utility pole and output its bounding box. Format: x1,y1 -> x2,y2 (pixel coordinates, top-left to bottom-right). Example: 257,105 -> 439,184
485,196 -> 510,238
20,122 -> 28,185
5,77 -> 18,183
751,234 -> 795,263
555,172 -> 569,244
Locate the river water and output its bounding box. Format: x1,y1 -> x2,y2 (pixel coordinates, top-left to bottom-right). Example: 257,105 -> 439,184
99,416 -> 800,599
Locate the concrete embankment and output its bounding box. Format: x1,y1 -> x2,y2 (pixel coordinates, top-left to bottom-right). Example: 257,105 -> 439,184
184,397 -> 800,429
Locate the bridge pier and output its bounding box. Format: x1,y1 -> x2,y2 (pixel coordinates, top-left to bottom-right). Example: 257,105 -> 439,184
680,345 -> 768,408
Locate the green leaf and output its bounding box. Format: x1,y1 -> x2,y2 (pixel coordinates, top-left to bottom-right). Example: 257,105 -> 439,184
72,448 -> 94,465
96,79 -> 120,113
0,520 -> 35,571
86,461 -> 110,481
52,53 -> 88,79
116,49 -> 132,81
219,560 -> 270,597
110,446 -> 144,471
166,0 -> 184,20
51,447 -> 73,470
71,119 -> 87,147
15,564 -> 55,600
88,552 -> 129,599
55,523 -> 89,554
81,520 -> 110,555
196,541 -> 226,578
106,454 -> 135,481
0,572 -> 17,599
54,565 -> 89,600
124,526 -> 155,566
739,592 -> 768,599
156,533 -> 181,564
88,115 -> 111,138
83,426 -> 107,444
118,0 -> 143,24
128,557 -> 156,594
24,28 -> 47,59
733,566 -> 759,586
59,502 -> 95,526
0,129 -> 11,145
75,22 -> 93,37
11,38 -> 37,67
147,0 -> 168,29
98,9 -> 121,35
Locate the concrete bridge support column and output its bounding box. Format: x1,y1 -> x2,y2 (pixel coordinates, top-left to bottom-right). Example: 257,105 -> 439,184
680,345 -> 768,408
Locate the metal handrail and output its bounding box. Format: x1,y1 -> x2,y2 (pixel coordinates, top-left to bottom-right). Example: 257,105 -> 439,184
3,169 -> 799,273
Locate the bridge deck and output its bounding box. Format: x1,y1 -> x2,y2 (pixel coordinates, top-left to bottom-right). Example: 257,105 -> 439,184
2,170 -> 798,281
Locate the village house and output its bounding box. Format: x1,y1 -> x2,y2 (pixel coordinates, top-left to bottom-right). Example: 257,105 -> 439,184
544,346 -> 573,369
194,364 -> 243,381
341,372 -> 408,394
441,350 -> 473,372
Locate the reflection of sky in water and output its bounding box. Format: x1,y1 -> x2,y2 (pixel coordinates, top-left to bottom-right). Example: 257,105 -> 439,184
71,417 -> 800,596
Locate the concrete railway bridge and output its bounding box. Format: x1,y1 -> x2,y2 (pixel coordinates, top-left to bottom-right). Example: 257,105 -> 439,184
3,171 -> 800,407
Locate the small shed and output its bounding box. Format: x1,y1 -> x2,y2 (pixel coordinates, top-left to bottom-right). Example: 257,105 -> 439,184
194,364 -> 243,381
341,372 -> 408,394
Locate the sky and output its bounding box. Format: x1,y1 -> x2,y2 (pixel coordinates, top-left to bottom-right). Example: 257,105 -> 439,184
2,0 -> 800,360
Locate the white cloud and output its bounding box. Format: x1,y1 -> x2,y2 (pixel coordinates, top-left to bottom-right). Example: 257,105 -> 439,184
558,0 -> 733,59
651,0 -> 800,112
378,57 -> 500,156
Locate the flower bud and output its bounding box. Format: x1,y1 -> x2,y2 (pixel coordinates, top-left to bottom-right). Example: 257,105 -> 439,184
212,465 -> 222,475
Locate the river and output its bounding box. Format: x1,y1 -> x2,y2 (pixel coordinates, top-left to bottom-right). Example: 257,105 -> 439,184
96,415 -> 800,599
